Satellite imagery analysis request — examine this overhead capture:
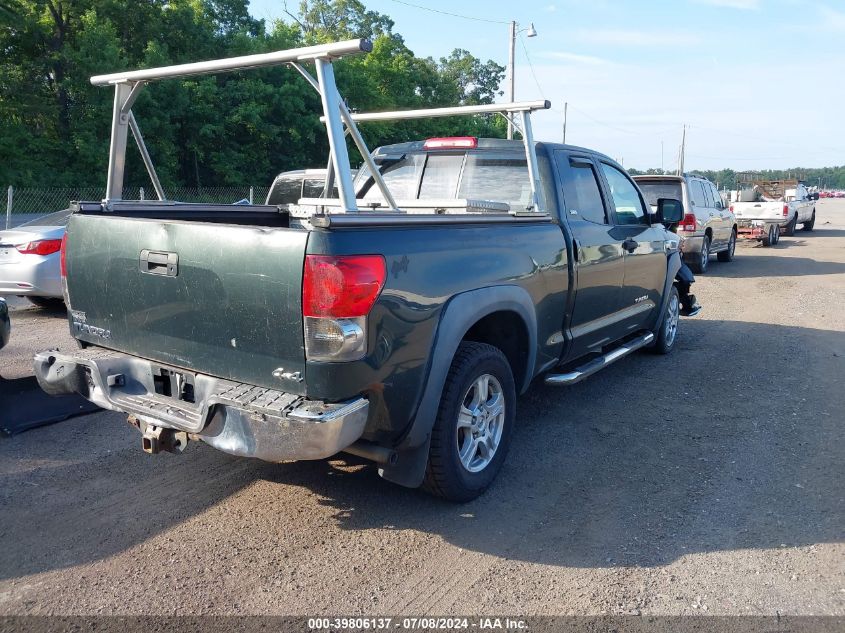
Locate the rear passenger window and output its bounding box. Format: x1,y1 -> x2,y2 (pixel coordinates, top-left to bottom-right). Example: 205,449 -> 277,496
709,182 -> 723,208
698,182 -> 711,207
600,163 -> 647,225
690,180 -> 709,208
560,158 -> 607,224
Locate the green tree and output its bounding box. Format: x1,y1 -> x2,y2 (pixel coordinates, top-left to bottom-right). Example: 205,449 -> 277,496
0,0 -> 509,191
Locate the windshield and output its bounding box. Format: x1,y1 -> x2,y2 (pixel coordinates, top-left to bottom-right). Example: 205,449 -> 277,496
19,209 -> 72,228
354,151 -> 533,210
636,181 -> 683,209
266,177 -> 303,205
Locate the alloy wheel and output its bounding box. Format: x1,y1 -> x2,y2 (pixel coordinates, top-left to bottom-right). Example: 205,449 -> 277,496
456,374 -> 506,473
664,292 -> 680,347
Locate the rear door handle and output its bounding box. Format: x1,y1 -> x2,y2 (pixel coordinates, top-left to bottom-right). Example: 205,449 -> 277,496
622,238 -> 638,253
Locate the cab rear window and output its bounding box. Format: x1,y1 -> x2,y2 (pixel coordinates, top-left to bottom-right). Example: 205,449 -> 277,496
355,151 -> 534,211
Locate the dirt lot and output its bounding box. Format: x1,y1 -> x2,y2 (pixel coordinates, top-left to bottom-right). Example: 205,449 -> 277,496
0,201 -> 843,617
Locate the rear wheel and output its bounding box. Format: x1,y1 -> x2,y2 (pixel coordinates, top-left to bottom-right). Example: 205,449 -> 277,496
26,296 -> 65,310
803,210 -> 816,231
717,229 -> 737,262
651,285 -> 680,355
422,342 -> 516,502
785,214 -> 797,237
690,235 -> 710,274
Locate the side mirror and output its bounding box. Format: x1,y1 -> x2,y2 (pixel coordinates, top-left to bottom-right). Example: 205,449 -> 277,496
654,198 -> 684,225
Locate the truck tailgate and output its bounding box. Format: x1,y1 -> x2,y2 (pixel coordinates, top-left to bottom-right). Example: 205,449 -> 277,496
64,214 -> 307,393
732,201 -> 784,221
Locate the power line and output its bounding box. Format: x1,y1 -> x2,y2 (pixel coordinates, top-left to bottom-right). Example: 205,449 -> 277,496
386,0 -> 510,24
518,33 -> 546,100
565,105 -> 653,136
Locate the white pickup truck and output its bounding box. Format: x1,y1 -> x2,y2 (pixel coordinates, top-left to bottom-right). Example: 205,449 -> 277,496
731,180 -> 816,246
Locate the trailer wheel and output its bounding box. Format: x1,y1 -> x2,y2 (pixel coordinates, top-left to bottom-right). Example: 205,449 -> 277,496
803,210 -> 815,232
422,342 -> 516,502
762,225 -> 775,247
773,225 -> 781,245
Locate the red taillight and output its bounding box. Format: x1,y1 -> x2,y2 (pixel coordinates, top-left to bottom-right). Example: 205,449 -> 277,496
423,136 -> 478,150
60,233 -> 67,277
783,204 -> 789,216
303,255 -> 386,318
729,205 -> 734,212
16,238 -> 63,256
680,213 -> 697,232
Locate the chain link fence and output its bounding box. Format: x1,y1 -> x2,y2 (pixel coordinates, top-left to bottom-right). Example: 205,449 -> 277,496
4,185 -> 271,229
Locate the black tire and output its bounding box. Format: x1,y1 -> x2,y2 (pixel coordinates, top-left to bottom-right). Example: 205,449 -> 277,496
422,341 -> 516,502
689,235 -> 710,274
651,285 -> 680,355
26,296 -> 65,310
717,229 -> 737,262
773,225 -> 781,245
784,213 -> 797,237
762,224 -> 775,247
802,210 -> 815,232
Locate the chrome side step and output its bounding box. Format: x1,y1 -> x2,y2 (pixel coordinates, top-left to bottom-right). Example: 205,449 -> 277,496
545,332 -> 655,386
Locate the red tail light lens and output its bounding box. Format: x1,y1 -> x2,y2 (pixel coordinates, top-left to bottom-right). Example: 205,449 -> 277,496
423,137 -> 478,150
16,238 -> 63,256
60,233 -> 68,277
303,255 -> 386,318
783,204 -> 789,216
680,213 -> 697,232
729,205 -> 734,212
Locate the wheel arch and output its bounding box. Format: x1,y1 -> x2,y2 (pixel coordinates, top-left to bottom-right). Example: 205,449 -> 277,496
650,251 -> 683,332
462,310 -> 530,394
378,285 -> 537,488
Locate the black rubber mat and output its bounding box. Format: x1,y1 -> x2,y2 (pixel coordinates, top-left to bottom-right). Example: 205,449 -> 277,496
0,376 -> 100,435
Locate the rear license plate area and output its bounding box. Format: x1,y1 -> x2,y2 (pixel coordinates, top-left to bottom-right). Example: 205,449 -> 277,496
152,366 -> 196,404
0,248 -> 17,263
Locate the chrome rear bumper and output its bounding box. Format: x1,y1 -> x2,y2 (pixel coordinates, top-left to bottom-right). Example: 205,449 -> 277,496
33,347 -> 368,462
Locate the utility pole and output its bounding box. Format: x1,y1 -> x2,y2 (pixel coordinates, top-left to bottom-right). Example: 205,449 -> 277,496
661,141 -> 664,174
507,20 -> 516,140
677,125 -> 686,176
506,20 -> 537,140
562,102 -> 568,144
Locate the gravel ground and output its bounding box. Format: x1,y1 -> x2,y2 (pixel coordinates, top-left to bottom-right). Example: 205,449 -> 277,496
0,201 -> 843,617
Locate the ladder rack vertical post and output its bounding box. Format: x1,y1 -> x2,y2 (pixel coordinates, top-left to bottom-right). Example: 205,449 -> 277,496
314,59 -> 357,212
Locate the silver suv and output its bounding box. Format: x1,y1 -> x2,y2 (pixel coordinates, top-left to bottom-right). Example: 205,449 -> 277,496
634,174 -> 737,273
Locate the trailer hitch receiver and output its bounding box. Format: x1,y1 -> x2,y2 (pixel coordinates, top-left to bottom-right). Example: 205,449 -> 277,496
139,421 -> 188,455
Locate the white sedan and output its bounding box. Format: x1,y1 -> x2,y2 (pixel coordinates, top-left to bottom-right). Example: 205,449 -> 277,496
0,209 -> 69,307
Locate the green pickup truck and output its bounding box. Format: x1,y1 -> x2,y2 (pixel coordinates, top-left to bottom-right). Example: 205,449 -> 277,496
34,40 -> 691,501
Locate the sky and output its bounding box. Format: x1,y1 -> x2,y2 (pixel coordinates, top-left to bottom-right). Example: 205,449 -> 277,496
248,0 -> 844,171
